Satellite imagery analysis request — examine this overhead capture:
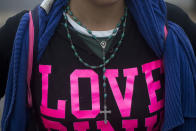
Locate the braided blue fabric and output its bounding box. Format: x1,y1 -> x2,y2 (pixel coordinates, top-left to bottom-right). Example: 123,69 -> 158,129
126,0 -> 196,130
1,0 -> 196,130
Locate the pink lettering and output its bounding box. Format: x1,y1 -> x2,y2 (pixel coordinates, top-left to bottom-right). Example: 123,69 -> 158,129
145,115 -> 157,131
74,121 -> 90,131
70,69 -> 100,119
122,119 -> 138,131
41,117 -> 67,131
105,68 -> 138,117
97,121 -> 114,131
142,60 -> 164,113
39,65 -> 66,119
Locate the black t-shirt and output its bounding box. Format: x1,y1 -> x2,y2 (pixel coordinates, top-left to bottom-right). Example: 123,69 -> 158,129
0,3 -> 195,99
0,3 -> 196,131
30,13 -> 164,130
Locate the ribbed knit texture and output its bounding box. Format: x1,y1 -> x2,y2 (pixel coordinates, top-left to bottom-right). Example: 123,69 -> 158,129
126,0 -> 196,130
1,13 -> 30,131
38,0 -> 68,61
1,0 -> 196,130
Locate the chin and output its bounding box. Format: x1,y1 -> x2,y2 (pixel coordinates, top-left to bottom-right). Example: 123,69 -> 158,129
90,0 -> 122,6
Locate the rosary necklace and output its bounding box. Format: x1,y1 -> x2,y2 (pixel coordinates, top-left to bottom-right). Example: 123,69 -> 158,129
63,6 -> 127,124
66,6 -> 127,49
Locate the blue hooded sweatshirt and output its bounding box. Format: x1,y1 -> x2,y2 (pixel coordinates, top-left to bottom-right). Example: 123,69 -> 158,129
1,0 -> 196,130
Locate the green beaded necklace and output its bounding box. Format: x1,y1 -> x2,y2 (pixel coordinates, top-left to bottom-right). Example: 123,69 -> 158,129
63,6 -> 127,124
66,5 -> 127,48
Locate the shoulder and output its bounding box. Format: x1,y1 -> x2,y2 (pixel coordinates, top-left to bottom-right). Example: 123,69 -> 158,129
166,2 -> 189,26
0,10 -> 28,35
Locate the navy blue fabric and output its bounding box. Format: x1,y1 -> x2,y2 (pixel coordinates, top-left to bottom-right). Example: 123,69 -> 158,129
38,0 -> 68,61
1,0 -> 196,130
1,13 -> 30,131
126,1 -> 196,130
1,0 -> 68,130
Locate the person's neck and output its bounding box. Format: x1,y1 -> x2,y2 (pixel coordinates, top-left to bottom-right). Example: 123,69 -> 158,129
69,0 -> 125,31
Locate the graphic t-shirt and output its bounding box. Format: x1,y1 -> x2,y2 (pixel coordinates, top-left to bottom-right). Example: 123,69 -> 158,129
66,13 -> 118,59
30,12 -> 165,131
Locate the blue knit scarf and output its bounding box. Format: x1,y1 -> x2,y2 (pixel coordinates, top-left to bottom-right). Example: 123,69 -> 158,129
126,0 -> 196,130
2,0 -> 196,130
